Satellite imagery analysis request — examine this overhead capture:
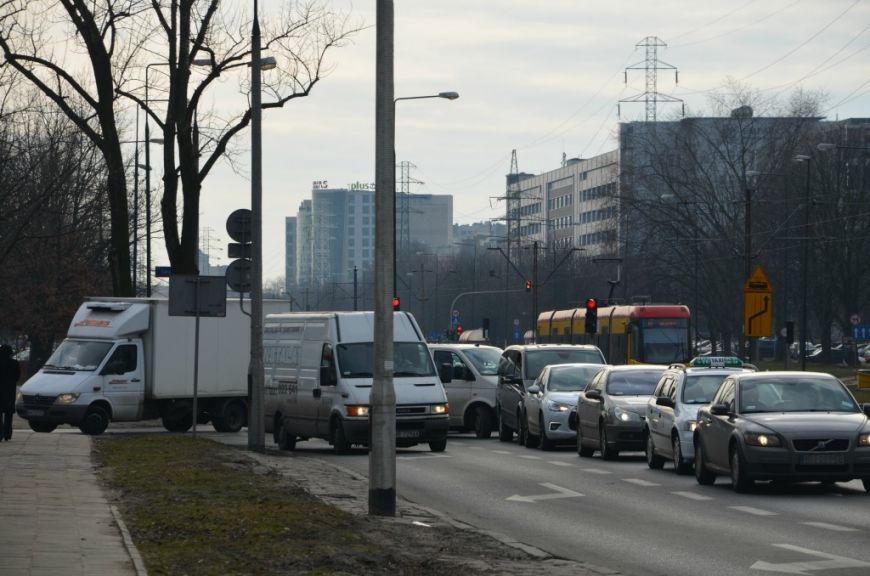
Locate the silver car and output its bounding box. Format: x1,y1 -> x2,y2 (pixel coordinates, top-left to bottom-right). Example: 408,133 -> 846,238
645,357 -> 753,474
522,363 -> 605,450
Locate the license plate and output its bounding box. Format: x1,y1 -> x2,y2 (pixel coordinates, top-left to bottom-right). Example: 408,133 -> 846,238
26,409 -> 45,417
396,429 -> 421,439
800,453 -> 845,465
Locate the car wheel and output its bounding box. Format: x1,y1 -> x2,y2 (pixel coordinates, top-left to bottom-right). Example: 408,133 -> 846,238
277,417 -> 296,451
28,421 -> 57,433
600,425 -> 619,460
730,445 -> 753,493
694,441 -> 716,485
539,414 -> 555,451
429,438 -> 447,452
577,425 -> 594,457
497,405 -> 513,442
473,406 -> 493,439
79,405 -> 110,436
521,412 -> 536,448
331,418 -> 351,455
645,431 -> 665,469
672,435 -> 692,475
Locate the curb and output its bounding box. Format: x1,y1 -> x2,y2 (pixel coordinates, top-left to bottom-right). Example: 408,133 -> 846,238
111,505 -> 149,576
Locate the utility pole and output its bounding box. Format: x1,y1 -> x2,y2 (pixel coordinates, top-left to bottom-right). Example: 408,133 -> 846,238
353,266 -> 358,311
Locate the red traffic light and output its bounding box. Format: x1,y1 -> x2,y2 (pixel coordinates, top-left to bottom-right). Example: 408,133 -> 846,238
585,298 -> 597,310
525,280 -> 532,292
392,296 -> 401,311
456,324 -> 463,335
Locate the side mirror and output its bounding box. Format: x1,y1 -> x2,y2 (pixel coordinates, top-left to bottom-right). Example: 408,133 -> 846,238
585,389 -> 603,402
656,396 -> 675,409
320,365 -> 337,387
862,403 -> 870,417
568,410 -> 578,430
710,403 -> 730,416
527,384 -> 541,395
439,363 -> 453,384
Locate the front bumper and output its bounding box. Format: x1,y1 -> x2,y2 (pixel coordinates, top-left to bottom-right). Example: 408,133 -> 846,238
544,411 -> 576,442
604,420 -> 646,451
16,399 -> 89,425
343,415 -> 449,447
741,445 -> 870,482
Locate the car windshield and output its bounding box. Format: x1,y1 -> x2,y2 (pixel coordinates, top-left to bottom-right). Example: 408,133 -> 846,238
43,340 -> 113,371
337,342 -> 435,378
525,349 -> 603,380
462,347 -> 502,376
739,378 -> 858,413
548,365 -> 603,392
682,374 -> 730,404
606,369 -> 665,396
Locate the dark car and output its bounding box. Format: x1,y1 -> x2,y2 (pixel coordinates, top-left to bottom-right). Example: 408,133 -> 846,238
693,371 -> 870,493
496,344 -> 606,445
573,364 -> 669,460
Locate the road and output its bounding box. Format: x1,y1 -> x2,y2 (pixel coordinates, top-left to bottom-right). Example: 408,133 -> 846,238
277,432 -> 870,576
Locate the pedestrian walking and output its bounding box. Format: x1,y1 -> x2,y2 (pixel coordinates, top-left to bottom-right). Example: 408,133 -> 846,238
0,344 -> 21,441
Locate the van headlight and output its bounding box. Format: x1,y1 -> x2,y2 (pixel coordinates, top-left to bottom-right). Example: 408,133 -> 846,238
614,406 -> 640,422
55,393 -> 80,405
431,403 -> 449,415
346,405 -> 369,417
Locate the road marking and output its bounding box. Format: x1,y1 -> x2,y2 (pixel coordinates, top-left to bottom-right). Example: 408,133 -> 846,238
730,506 -> 777,516
672,491 -> 713,501
548,461 -> 575,467
623,478 -> 661,487
801,521 -> 857,532
506,482 -> 584,503
490,450 -> 512,454
467,445 -> 484,450
518,455 -> 543,460
581,468 -> 612,475
751,543 -> 870,574
397,454 -> 450,461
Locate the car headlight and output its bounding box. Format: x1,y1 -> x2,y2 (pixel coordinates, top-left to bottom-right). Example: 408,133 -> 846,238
684,420 -> 698,432
54,393 -> 80,405
431,403 -> 449,415
744,431 -> 781,447
346,405 -> 369,417
858,433 -> 870,447
547,400 -> 571,413
614,406 -> 641,422
16,390 -> 23,402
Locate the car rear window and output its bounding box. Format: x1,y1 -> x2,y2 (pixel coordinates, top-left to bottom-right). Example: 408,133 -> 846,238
606,369 -> 665,396
525,349 -> 604,380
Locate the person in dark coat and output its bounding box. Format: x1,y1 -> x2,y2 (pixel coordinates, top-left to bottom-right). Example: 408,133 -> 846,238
0,345 -> 21,441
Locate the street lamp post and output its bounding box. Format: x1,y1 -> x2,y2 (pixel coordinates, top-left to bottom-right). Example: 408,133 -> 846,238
392,91 -> 458,299
793,154 -> 812,371
743,170 -> 759,361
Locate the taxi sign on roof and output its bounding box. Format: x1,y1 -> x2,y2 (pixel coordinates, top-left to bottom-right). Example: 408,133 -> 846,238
690,356 -> 743,368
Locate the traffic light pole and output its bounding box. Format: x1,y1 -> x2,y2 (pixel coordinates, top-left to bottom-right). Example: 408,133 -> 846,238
447,289 -> 525,336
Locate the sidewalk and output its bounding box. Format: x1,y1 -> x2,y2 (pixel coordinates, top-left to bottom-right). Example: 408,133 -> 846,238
0,421 -> 142,576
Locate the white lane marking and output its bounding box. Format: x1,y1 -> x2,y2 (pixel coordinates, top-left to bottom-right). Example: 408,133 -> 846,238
548,461 -> 575,467
518,455 -> 543,460
397,454 -> 451,460
581,468 -> 612,475
672,491 -> 713,501
467,446 -> 484,450
751,543 -> 870,574
801,521 -> 858,532
490,450 -> 512,454
623,478 -> 661,487
506,482 -> 584,503
730,506 -> 777,516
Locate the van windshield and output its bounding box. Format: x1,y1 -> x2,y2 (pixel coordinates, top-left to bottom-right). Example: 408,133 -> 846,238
337,342 -> 436,378
43,340 -> 113,371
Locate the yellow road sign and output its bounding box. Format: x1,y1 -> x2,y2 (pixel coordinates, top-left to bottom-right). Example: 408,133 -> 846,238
744,266 -> 772,294
744,293 -> 773,337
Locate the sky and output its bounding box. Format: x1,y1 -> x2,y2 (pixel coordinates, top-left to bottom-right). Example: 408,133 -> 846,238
191,0 -> 870,284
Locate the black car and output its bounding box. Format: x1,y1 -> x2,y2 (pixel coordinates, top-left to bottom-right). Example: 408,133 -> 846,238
694,371 -> 870,493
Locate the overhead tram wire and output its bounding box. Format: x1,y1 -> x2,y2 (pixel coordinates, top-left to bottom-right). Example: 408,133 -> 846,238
670,0 -> 801,48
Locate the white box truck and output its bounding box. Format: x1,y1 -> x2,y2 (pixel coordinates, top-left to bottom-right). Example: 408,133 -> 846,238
16,297 -> 285,434
263,311 -> 451,453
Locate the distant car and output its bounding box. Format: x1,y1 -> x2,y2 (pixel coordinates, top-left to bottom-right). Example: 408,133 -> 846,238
645,357 -> 753,474
430,343 -> 503,438
574,364 -> 669,459
496,344 -> 606,445
693,371 -> 870,493
521,363 -> 605,450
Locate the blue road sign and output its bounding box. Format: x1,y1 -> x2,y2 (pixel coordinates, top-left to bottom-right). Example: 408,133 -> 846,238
853,325 -> 870,340
155,266 -> 172,278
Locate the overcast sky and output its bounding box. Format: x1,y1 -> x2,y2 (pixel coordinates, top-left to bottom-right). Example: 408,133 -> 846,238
192,0 -> 870,284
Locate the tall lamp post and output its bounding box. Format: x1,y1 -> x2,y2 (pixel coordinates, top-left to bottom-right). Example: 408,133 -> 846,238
392,91 -> 458,298
793,155 -> 812,371
743,170 -> 759,361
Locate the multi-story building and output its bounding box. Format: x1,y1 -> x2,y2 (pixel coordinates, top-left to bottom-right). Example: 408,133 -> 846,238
284,216 -> 296,294
295,200 -> 312,287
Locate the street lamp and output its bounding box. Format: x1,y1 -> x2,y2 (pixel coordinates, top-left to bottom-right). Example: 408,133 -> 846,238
793,154 -> 812,371
392,91 -> 459,299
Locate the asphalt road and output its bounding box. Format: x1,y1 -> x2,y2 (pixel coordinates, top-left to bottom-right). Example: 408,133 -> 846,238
286,432 -> 870,576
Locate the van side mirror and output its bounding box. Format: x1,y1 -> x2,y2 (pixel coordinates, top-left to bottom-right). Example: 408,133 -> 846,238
439,363 -> 453,383
862,403 -> 870,417
320,366 -> 337,387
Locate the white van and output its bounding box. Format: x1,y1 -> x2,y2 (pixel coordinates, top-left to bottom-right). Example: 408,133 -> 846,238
263,311 -> 450,453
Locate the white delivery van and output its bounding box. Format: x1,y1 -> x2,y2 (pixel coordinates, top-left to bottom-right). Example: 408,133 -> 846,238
263,311 -> 450,453
16,297 -> 285,435
429,343 -> 503,438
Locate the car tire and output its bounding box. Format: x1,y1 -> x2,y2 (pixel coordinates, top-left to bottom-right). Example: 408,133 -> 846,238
331,418 -> 350,455
577,426 -> 594,457
429,438 -> 447,452
28,421 -> 57,433
497,405 -> 513,442
645,431 -> 665,469
521,412 -> 536,448
672,435 -> 692,475
600,425 -> 618,460
79,405 -> 110,436
473,406 -> 493,439
539,414 -> 555,451
730,445 -> 753,493
277,417 -> 296,451
694,441 -> 716,485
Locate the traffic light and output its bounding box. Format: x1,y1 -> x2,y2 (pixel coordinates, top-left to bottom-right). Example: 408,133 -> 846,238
584,297 -> 598,335
455,324 -> 463,341
392,296 -> 401,311
785,321 -> 794,345
525,280 -> 532,292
